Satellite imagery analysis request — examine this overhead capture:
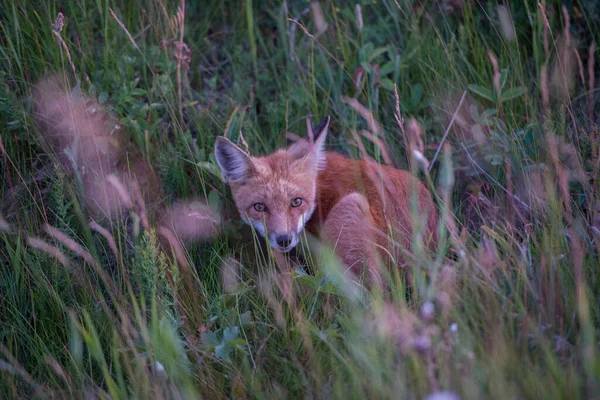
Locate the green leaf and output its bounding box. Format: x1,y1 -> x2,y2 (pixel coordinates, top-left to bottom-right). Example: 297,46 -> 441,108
366,46 -> 389,63
485,153 -> 504,166
215,343 -> 231,361
411,83 -> 424,108
500,68 -> 509,89
481,108 -> 497,119
130,88 -> 146,96
469,104 -> 480,120
468,84 -> 495,102
379,78 -> 394,91
201,331 -> 219,346
239,311 -> 253,326
319,282 -> 340,295
208,190 -> 222,211
379,61 -> 396,77
360,61 -> 374,75
500,86 -> 526,102
98,92 -> 108,104
223,326 -> 240,343
198,161 -> 223,181
359,42 -> 374,62
229,338 -> 248,348
297,274 -> 318,291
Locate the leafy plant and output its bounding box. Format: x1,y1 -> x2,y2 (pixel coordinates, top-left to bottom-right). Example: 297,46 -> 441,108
468,68 -> 527,104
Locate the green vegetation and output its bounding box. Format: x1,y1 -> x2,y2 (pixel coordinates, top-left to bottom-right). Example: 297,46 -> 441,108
1,0 -> 599,398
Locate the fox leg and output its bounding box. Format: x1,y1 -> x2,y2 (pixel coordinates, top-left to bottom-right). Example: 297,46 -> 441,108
320,192 -> 382,284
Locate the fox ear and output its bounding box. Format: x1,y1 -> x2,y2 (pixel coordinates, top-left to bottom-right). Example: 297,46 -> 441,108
215,136 -> 255,183
311,115 -> 330,170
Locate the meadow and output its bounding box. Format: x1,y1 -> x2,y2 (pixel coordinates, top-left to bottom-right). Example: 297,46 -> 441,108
1,0 -> 600,398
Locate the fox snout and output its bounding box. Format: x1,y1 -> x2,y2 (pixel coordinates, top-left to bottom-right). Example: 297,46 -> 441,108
268,232 -> 299,253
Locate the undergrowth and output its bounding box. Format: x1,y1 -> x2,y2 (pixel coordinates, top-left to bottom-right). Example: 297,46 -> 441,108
1,0 -> 600,399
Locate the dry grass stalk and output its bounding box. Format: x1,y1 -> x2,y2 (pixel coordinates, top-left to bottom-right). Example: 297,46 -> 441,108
44,356 -> 71,387
538,2 -> 551,115
341,96 -> 383,136
488,51 -> 501,97
549,9 -> 576,104
43,224 -> 98,268
258,272 -> 287,329
106,175 -> 135,210
562,6 -> 571,48
177,1 -> 186,126
89,220 -> 119,258
505,156 -> 515,227
461,143 -> 532,213
394,83 -> 410,163
221,257 -> 242,294
349,129 -> 372,162
0,343 -> 42,391
569,227 -> 585,322
588,42 -> 596,120
340,96 -> 392,164
541,64 -> 550,114
310,2 -> 328,37
355,4 -> 363,32
359,129 -> 392,165
157,226 -> 191,271
31,74 -> 162,220
429,90 -> 467,171
52,13 -> 77,80
406,118 -> 430,170
497,6 -> 515,41
545,133 -> 576,222
305,116 -> 314,142
288,7 -> 311,62
157,2 -> 189,126
285,132 -> 303,143
288,18 -> 347,74
538,2 -> 550,57
109,8 -> 141,53
575,49 -> 585,86
239,130 -> 250,153
130,181 -> 150,232
0,217 -> 12,234
223,105 -> 246,141
26,237 -> 69,267
159,200 -> 221,243
392,0 -> 410,20
372,303 -> 418,353
0,136 -> 14,200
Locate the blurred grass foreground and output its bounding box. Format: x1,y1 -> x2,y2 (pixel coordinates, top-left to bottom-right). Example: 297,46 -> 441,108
2,0 -> 600,399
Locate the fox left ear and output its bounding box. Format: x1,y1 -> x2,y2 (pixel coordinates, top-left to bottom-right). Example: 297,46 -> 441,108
214,136 -> 255,183
311,115 -> 330,170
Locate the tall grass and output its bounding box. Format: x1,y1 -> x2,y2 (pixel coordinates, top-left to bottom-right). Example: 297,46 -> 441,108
1,0 -> 599,398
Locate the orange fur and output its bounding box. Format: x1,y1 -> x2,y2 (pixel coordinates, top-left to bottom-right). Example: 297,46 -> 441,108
309,152 -> 438,267
215,116 -> 437,272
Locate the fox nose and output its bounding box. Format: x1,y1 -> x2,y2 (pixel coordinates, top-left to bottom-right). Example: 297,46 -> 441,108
276,235 -> 291,248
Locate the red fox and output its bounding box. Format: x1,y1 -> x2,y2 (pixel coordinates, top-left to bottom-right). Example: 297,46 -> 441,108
214,116 -> 438,273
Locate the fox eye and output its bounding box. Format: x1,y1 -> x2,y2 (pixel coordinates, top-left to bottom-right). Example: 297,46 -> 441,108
253,203 -> 267,212
291,197 -> 303,207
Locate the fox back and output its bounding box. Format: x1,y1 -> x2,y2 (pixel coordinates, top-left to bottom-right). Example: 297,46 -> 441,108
308,152 -> 438,257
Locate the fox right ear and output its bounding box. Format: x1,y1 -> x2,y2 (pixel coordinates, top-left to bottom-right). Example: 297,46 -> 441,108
214,136 -> 255,183
312,115 -> 330,144
311,115 -> 330,170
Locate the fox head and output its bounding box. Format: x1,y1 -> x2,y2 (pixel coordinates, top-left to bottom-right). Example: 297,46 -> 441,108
215,116 -> 330,253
